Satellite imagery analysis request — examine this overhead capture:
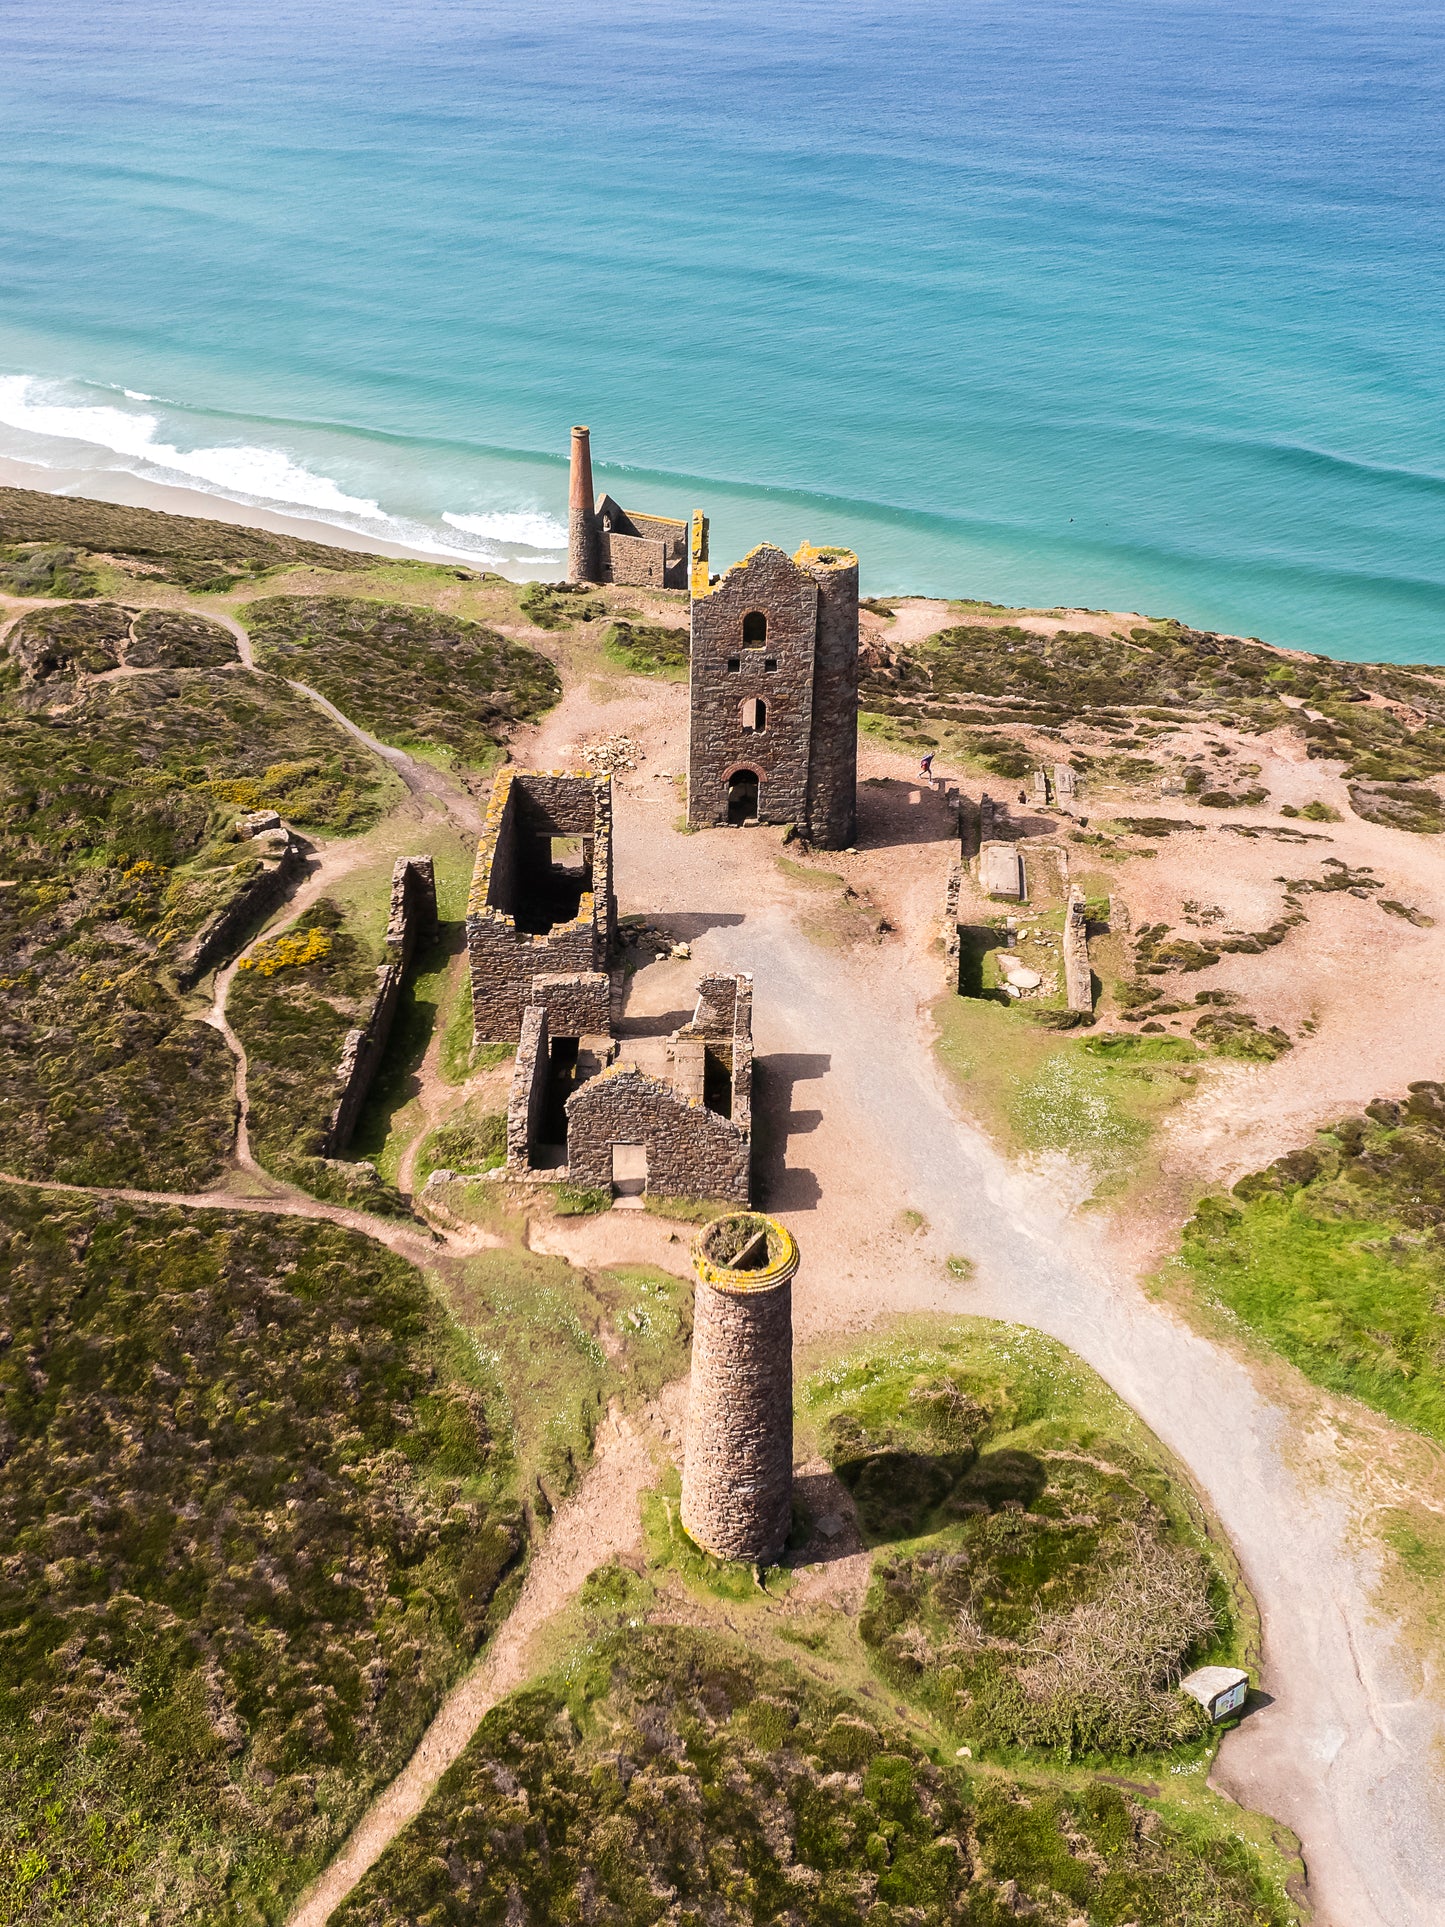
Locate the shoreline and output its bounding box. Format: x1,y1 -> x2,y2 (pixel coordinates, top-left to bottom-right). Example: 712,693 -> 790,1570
0,453 -> 551,580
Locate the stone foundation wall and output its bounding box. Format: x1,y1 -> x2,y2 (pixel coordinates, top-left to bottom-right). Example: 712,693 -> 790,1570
174,819 -> 303,989
1063,886 -> 1093,1013
526,971 -> 612,1036
601,531 -> 666,588
565,1064 -> 750,1203
323,854 -> 437,1153
681,1237 -> 795,1563
508,1004 -> 550,1169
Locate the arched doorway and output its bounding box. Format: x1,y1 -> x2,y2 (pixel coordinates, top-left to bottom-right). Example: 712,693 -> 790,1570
727,769 -> 760,825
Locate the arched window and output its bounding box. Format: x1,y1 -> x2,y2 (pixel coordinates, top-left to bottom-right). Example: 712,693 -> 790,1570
740,696 -> 767,733
741,610 -> 768,646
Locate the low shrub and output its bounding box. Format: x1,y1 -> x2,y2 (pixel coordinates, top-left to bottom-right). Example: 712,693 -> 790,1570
332,1625 -> 1290,1927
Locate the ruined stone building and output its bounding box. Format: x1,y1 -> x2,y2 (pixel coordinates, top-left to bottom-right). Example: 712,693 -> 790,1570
567,425 -> 698,589
465,768 -> 615,1043
507,970 -> 754,1205
563,422 -> 860,848
687,541 -> 860,848
465,765 -> 756,1202
681,1212 -> 798,1563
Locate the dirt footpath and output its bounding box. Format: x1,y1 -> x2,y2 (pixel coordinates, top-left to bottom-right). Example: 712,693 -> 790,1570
511,669 -> 1445,1927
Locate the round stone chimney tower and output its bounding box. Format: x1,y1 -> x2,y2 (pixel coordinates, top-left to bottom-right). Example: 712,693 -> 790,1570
568,425 -> 597,583
681,1212 -> 798,1564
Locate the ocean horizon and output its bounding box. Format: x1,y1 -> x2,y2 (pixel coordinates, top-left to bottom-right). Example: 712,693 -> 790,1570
3,0 -> 1445,662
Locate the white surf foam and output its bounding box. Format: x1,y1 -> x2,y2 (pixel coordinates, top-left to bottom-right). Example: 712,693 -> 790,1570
442,508 -> 567,551
0,376 -> 386,520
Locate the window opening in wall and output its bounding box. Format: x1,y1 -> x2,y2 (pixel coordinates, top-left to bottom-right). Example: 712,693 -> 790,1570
703,1046 -> 733,1117
740,696 -> 767,734
742,610 -> 768,645
727,655 -> 741,673
515,832 -> 592,934
727,768 -> 760,826
764,656 -> 777,672
612,1143 -> 648,1200
541,1035 -> 579,1152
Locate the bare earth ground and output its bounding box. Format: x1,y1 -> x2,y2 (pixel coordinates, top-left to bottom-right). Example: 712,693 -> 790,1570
9,569 -> 1445,1924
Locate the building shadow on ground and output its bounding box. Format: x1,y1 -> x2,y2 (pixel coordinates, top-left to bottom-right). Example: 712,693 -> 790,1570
751,1051 -> 829,1212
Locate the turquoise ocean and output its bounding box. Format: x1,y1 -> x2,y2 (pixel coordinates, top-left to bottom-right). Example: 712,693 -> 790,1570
2,0 -> 1444,661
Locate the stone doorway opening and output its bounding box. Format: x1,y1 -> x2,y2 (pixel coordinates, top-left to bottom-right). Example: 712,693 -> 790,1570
612,1143 -> 647,1208
727,769 -> 760,825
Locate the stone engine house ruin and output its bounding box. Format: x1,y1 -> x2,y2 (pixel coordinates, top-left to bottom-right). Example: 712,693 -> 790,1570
465,766 -> 756,1204
687,541 -> 860,849
681,1212 -> 798,1563
507,970 -> 754,1205
568,424 -> 694,589
465,768 -> 616,1044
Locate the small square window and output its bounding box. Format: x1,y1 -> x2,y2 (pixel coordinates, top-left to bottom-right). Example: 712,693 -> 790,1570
764,657 -> 777,672
727,655 -> 741,673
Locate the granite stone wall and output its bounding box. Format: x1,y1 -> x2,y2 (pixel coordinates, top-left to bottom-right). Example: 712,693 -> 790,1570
688,545 -> 819,833
466,769 -> 615,1041
324,854 -> 438,1153
798,545 -> 860,849
565,1064 -> 751,1203
686,541 -> 858,846
1063,885 -> 1094,1013
174,817 -> 303,990
525,971 -> 612,1036
507,1004 -> 550,1170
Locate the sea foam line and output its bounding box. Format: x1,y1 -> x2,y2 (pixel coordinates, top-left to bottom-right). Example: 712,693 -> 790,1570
0,375 -> 386,521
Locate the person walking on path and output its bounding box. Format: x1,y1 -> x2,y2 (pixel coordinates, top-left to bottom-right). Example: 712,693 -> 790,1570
918,751 -> 936,787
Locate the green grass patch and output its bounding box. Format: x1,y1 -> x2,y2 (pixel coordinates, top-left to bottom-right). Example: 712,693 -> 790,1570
243,593 -> 560,770
601,617 -> 689,678
445,1252 -> 690,1519
0,1185 -> 519,1926
1178,1086 -> 1445,1439
415,1103 -> 507,1186
936,998 -> 1198,1172
332,1621 -> 1293,1927
803,1321 -> 1244,1767
776,853 -> 845,888
642,1465 -> 786,1600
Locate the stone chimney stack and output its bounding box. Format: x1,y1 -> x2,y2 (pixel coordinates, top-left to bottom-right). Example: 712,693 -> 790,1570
568,425 -> 597,583
681,1212 -> 798,1564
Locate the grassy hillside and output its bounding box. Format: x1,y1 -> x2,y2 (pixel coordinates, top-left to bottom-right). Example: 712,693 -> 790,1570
803,1324 -> 1242,1766
1178,1082 -> 1445,1439
0,1187 -> 518,1926
0,656 -> 392,1189
865,613 -> 1445,825
0,482 -> 377,591
243,594 -> 560,769
333,1622 -> 1291,1927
